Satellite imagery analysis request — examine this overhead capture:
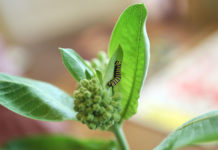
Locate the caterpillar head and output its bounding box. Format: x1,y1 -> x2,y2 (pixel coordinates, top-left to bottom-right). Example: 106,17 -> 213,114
73,78 -> 121,130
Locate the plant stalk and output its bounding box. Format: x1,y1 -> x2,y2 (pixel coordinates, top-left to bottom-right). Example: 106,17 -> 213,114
111,124 -> 130,150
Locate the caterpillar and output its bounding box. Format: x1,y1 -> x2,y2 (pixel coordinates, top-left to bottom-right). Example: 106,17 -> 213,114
108,61 -> 121,87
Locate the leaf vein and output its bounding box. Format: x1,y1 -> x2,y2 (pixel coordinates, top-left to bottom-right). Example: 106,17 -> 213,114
0,79 -> 74,116
121,6 -> 143,120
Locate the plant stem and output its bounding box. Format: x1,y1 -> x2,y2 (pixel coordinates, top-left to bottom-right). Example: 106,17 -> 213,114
111,124 -> 130,150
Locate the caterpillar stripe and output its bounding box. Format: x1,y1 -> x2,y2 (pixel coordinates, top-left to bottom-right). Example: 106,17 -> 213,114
108,61 -> 121,87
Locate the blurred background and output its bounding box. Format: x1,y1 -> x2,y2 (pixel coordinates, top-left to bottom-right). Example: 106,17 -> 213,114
0,0 -> 218,149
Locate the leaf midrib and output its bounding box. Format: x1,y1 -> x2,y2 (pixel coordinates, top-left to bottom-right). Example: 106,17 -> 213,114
0,79 -> 75,117
177,112 -> 218,131
121,6 -> 144,120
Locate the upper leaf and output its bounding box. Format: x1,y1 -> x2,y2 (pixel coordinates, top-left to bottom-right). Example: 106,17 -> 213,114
1,135 -> 118,150
154,110 -> 218,150
59,48 -> 94,82
0,73 -> 76,121
108,4 -> 150,120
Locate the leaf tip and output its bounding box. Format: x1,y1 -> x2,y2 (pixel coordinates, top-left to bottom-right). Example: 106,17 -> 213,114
58,47 -> 64,51
59,48 -> 75,58
117,44 -> 123,57
58,47 -> 67,56
130,3 -> 148,14
59,47 -> 74,52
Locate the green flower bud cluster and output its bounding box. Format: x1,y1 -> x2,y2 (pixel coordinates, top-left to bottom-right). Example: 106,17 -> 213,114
85,51 -> 108,72
73,78 -> 121,130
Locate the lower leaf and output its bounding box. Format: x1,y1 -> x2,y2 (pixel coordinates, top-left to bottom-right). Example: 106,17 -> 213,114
0,73 -> 76,121
1,135 -> 118,150
154,110 -> 218,150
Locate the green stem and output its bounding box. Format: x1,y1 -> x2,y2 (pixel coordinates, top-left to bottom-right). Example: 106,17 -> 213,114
111,124 -> 130,150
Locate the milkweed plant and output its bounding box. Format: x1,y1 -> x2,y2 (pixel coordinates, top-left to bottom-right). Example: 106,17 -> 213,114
1,3 -> 218,150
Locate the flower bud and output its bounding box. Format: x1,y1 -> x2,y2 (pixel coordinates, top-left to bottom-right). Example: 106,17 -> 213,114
97,51 -> 107,63
73,77 -> 121,130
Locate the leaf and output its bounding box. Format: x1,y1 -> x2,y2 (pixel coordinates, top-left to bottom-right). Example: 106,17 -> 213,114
104,46 -> 123,87
154,110 -> 218,150
108,4 -> 150,120
85,70 -> 92,80
0,73 -> 76,121
59,48 -> 94,82
96,69 -> 103,85
1,135 -> 118,150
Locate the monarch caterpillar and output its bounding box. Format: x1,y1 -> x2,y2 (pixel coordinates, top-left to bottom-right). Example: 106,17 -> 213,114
108,61 -> 121,87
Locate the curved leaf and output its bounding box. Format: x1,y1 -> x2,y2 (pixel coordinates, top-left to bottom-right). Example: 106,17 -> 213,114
0,73 -> 76,121
154,110 -> 218,150
59,48 -> 94,81
96,69 -> 103,85
108,4 -> 150,120
1,135 -> 118,150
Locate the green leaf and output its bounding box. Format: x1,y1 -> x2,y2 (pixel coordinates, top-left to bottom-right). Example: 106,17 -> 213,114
59,48 -> 94,82
85,70 -> 92,80
96,69 -> 103,85
154,110 -> 218,150
1,135 -> 118,150
104,45 -> 123,87
108,4 -> 150,120
0,73 -> 76,121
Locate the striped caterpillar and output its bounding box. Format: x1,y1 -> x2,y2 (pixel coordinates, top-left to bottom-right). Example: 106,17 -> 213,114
108,61 -> 121,87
